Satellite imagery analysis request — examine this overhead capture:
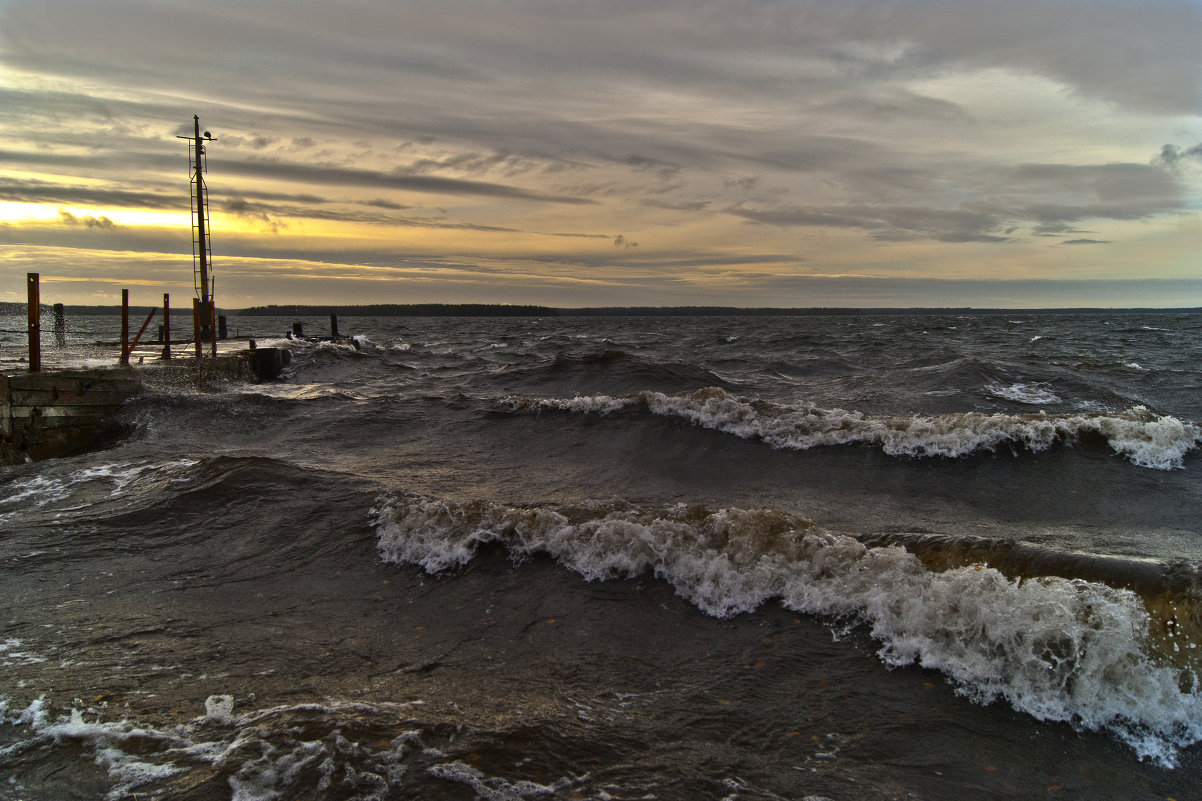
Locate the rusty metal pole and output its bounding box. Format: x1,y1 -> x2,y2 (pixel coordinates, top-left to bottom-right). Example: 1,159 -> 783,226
162,293 -> 171,360
120,289 -> 130,366
193,119 -> 210,305
193,117 -> 215,345
27,273 -> 41,373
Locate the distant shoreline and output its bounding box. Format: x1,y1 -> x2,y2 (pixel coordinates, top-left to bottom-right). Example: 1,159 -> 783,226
4,302 -> 1200,317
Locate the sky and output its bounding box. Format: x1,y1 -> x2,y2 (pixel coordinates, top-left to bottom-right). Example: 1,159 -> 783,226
1,0 -> 1201,310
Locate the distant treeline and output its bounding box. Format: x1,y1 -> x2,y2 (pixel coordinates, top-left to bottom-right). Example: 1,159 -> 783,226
236,303 -> 555,317
3,302 -> 1200,318
185,304 -> 1202,317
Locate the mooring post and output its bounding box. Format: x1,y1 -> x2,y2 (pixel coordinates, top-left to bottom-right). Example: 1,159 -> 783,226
218,314 -> 228,340
26,273 -> 41,373
120,289 -> 130,366
162,294 -> 171,360
52,303 -> 66,348
330,314 -> 339,339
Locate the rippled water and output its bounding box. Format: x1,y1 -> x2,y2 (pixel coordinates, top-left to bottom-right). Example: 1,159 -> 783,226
1,311 -> 1200,800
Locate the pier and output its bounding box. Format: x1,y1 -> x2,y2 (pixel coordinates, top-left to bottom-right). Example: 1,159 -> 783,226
1,272 -> 294,465
1,115 -> 301,465
0,334 -> 293,465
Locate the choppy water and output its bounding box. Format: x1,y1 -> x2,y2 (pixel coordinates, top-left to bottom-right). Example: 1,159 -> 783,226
2,311 -> 1201,800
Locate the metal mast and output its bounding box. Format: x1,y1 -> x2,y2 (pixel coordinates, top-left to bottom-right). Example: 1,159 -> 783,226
179,116 -> 216,348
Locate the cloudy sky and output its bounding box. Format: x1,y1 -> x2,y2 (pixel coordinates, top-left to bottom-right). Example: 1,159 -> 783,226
2,0 -> 1200,309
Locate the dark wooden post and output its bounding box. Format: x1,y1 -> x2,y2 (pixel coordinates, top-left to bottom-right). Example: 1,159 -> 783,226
162,294 -> 171,360
27,273 -> 41,373
330,314 -> 339,339
52,303 -> 66,348
120,289 -> 130,366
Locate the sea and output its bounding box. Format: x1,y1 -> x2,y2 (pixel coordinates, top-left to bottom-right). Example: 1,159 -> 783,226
1,310 -> 1200,801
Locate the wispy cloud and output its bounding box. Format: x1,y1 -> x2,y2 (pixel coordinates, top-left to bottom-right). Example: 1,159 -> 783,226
1,0 -> 1199,307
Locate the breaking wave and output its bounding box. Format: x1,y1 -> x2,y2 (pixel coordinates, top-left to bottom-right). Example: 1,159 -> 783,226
0,696 -> 455,801
371,492 -> 1202,766
500,388 -> 1202,469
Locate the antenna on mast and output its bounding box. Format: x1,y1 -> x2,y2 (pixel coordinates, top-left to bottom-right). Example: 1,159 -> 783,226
177,116 -> 218,355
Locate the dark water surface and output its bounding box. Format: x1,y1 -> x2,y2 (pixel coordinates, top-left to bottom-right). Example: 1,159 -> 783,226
2,312 -> 1200,800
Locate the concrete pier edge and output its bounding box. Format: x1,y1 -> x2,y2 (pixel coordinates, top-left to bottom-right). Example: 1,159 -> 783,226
1,347 -> 291,465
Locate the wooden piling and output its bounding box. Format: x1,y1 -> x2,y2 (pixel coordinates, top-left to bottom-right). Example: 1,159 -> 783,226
120,289 -> 130,366
162,294 -> 172,360
26,273 -> 40,373
52,303 -> 66,348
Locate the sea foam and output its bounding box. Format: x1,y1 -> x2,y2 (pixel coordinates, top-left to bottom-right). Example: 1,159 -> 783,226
0,695 -> 436,801
372,493 -> 1202,766
501,388 -> 1201,469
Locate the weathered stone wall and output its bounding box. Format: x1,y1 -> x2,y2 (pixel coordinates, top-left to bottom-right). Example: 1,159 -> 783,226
1,369 -> 142,464
0,348 -> 292,464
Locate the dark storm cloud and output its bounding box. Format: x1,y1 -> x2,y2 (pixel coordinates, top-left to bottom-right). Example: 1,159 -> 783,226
726,203 -> 1009,244
222,159 -> 595,205
364,199 -> 411,211
0,145 -> 592,210
218,193 -> 532,234
403,150 -> 571,179
58,209 -> 117,229
224,197 -> 283,234
1153,143 -> 1202,171
0,176 -> 181,210
727,158 -> 1184,244
1006,163 -> 1179,203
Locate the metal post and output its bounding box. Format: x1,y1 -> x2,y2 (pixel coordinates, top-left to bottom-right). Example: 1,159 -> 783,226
162,293 -> 171,360
124,308 -> 157,361
209,302 -> 217,357
193,117 -> 211,312
27,273 -> 41,373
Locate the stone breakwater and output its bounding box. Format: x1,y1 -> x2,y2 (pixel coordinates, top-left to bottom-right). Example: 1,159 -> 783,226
0,347 -> 290,464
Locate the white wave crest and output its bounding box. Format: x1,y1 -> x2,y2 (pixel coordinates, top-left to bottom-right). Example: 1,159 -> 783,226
1,697 -> 185,800
0,459 -> 201,524
503,389 -> 1201,469
371,493 -> 1202,766
0,695 -> 432,801
985,381 -> 1062,405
